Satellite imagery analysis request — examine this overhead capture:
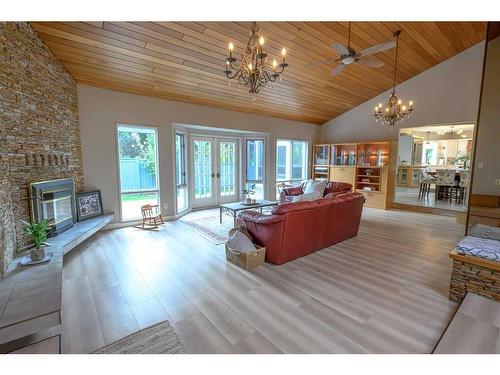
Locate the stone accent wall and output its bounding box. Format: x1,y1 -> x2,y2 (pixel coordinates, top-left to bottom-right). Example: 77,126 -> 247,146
449,259 -> 500,303
0,159 -> 16,274
0,22 -> 83,277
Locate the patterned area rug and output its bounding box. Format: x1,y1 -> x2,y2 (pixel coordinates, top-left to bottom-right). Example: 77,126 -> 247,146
93,320 -> 185,354
178,208 -> 233,244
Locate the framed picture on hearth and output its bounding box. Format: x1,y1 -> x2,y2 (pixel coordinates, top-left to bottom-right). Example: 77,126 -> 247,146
75,190 -> 103,221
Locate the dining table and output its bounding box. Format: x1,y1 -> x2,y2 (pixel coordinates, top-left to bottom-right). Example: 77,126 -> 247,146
427,170 -> 466,202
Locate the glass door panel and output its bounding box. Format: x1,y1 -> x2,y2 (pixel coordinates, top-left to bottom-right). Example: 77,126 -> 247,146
218,140 -> 238,203
192,138 -> 215,208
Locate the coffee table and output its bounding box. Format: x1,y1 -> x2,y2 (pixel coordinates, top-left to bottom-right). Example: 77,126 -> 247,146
219,200 -> 279,227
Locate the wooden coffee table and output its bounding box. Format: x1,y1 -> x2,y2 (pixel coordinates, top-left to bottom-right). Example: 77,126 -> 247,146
219,200 -> 279,227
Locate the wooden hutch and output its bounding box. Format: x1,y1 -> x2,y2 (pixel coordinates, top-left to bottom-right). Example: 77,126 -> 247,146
312,141 -> 397,209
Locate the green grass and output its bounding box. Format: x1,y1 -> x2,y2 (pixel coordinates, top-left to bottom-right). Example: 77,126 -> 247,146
121,193 -> 157,202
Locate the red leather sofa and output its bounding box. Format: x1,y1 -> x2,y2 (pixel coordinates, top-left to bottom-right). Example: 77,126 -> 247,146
237,192 -> 364,265
279,181 -> 353,203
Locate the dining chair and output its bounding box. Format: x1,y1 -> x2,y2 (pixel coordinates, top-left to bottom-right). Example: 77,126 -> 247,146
459,170 -> 470,203
140,204 -> 164,229
435,169 -> 458,202
418,168 -> 436,199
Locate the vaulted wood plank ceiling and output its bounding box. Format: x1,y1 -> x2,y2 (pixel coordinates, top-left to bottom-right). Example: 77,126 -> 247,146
31,22 -> 486,125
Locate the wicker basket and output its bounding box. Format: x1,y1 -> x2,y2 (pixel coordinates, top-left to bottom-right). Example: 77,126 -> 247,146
225,244 -> 266,271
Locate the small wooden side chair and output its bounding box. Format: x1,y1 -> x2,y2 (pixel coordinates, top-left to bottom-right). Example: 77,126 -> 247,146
140,204 -> 164,229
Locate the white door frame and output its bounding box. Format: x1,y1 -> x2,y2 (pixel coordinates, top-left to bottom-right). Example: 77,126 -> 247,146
189,135 -> 239,209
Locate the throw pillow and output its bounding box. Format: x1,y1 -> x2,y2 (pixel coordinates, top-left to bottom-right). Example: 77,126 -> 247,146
291,191 -> 321,203
303,179 -> 327,196
227,231 -> 256,254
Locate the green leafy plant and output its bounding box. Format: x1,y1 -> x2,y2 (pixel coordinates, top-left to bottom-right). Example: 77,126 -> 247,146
22,219 -> 50,249
457,152 -> 471,168
243,183 -> 256,196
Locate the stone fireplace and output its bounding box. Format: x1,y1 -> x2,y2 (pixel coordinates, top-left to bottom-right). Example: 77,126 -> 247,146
0,22 -> 84,277
30,178 -> 76,236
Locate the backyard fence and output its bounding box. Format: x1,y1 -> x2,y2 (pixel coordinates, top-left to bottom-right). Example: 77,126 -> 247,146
120,158 -> 156,191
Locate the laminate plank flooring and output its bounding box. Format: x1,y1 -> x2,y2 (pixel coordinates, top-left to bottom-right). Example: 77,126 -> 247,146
434,293 -> 500,353
61,208 -> 465,353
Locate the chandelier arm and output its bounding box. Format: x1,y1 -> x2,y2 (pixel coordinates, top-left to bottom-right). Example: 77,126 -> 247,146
225,70 -> 240,80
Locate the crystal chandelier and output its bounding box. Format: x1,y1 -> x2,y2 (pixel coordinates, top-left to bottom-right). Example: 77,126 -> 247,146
224,22 -> 288,95
374,30 -> 414,127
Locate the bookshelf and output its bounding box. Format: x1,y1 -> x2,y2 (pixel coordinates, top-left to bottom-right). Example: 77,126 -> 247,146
312,144 -> 330,180
312,140 -> 396,209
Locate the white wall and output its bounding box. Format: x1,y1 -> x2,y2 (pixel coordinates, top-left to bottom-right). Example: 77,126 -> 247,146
78,85 -> 321,222
321,42 -> 485,143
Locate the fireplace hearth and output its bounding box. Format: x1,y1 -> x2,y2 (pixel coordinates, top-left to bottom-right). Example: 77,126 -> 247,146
30,178 -> 76,237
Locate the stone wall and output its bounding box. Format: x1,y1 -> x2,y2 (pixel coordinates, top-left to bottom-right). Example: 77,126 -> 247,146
0,22 -> 83,276
449,259 -> 500,303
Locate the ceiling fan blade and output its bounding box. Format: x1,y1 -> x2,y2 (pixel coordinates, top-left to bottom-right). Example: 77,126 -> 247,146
304,58 -> 339,67
357,55 -> 384,68
331,43 -> 349,56
331,64 -> 345,76
359,41 -> 396,56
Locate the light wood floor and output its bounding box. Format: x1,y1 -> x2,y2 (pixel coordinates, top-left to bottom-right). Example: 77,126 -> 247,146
62,208 -> 465,354
434,293 -> 500,353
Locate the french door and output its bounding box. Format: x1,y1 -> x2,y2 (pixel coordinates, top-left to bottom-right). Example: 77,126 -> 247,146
191,137 -> 238,208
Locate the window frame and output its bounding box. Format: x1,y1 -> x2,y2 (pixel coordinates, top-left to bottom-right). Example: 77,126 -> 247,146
116,123 -> 161,222
175,131 -> 189,214
275,138 -> 309,184
244,137 -> 266,200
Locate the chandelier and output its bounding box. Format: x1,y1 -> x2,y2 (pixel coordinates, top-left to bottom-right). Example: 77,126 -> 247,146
374,30 -> 414,127
224,22 -> 288,95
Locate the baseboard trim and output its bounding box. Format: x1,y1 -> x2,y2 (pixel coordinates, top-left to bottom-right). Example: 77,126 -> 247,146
392,203 -> 461,218
102,213 -> 183,230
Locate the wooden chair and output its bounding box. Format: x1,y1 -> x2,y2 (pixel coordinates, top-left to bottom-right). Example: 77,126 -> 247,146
140,204 -> 164,229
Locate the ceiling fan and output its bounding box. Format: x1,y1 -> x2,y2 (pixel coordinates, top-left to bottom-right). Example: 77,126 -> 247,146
307,22 -> 397,76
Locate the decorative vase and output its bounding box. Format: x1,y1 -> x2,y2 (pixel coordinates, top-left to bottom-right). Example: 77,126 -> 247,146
30,246 -> 46,262
245,197 -> 252,204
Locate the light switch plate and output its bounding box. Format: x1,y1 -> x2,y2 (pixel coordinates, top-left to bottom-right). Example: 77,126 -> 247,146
495,179 -> 500,186
163,203 -> 168,210
478,162 -> 484,168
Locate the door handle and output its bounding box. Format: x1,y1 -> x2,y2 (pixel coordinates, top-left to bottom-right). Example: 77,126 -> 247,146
211,173 -> 215,178
217,173 -> 220,178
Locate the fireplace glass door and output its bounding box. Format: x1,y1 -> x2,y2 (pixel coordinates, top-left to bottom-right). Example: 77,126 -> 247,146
42,189 -> 74,227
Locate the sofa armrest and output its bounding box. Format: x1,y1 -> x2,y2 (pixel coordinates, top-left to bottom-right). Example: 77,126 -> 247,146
280,185 -> 303,203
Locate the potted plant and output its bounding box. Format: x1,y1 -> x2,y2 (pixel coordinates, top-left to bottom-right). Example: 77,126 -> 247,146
243,184 -> 256,204
457,152 -> 471,169
22,219 -> 50,261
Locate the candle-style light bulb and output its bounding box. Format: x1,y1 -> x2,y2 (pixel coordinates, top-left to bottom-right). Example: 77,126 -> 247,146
378,103 -> 383,108
397,99 -> 402,105
272,59 -> 277,69
259,36 -> 264,46
228,42 -> 234,51
402,105 -> 407,111
248,63 -> 252,71
409,100 -> 413,107
281,48 -> 287,57
374,106 -> 378,112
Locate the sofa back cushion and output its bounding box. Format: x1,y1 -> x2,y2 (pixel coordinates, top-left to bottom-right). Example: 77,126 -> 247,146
280,193 -> 364,261
324,181 -> 353,196
291,191 -> 321,203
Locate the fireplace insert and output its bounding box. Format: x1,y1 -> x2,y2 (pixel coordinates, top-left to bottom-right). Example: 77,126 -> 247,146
30,178 -> 76,236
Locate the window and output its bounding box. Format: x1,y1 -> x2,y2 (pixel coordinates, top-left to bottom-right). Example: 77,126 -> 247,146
117,125 -> 160,221
246,139 -> 264,200
276,139 -> 308,199
276,139 -> 308,183
175,133 -> 188,213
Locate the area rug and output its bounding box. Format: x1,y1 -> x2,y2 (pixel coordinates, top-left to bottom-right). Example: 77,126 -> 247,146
93,320 -> 185,354
178,208 -> 233,244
